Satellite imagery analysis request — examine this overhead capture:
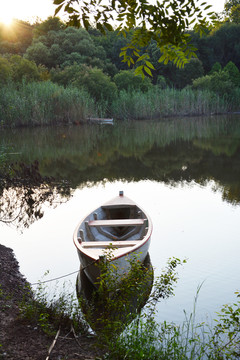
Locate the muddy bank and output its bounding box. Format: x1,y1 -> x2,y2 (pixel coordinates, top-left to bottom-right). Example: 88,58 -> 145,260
0,244 -> 103,360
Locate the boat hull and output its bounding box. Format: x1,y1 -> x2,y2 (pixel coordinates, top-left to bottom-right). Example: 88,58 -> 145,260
73,192 -> 152,285
76,234 -> 151,285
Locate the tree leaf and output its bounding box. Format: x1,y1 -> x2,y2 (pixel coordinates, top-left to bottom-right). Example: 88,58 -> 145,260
54,4 -> 64,15
53,0 -> 65,4
144,65 -> 152,76
145,61 -> 155,70
136,53 -> 150,62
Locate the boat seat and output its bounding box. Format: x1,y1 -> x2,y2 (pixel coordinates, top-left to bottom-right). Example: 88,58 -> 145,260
88,219 -> 145,227
81,240 -> 140,248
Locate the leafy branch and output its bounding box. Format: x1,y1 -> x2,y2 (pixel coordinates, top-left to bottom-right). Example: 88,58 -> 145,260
54,0 -> 215,76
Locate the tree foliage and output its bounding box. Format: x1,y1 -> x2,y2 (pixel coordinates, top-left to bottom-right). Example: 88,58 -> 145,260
224,60 -> 240,86
0,57 -> 12,84
224,0 -> 240,15
0,20 -> 33,55
25,25 -> 110,71
33,16 -> 65,38
229,4 -> 240,23
113,70 -> 152,92
190,22 -> 240,72
174,58 -> 204,88
72,67 -> 118,102
0,54 -> 41,83
54,0 -> 214,76
192,62 -> 240,97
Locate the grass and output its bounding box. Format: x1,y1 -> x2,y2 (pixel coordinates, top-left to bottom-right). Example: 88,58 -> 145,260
105,289 -> 240,360
19,276 -> 89,337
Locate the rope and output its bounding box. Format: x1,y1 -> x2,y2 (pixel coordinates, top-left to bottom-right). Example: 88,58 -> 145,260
30,270 -> 80,285
30,259 -> 99,286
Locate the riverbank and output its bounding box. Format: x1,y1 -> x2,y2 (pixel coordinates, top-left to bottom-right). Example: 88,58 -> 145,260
0,244 -> 103,360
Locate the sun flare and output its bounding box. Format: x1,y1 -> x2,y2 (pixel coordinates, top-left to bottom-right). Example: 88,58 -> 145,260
0,0 -> 57,25
0,10 -> 14,26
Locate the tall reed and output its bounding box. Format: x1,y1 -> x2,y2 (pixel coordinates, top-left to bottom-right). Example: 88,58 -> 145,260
111,88 -> 229,120
0,81 -> 96,127
1,82 -> 238,126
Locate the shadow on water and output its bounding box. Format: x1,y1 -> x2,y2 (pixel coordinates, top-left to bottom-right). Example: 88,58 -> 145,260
76,253 -> 153,335
0,160 -> 71,230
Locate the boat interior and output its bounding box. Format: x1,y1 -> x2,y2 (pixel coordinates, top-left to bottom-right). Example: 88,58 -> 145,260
78,204 -> 149,245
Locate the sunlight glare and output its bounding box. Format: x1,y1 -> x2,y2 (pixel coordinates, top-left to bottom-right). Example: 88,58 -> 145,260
0,10 -> 14,26
0,0 -> 57,24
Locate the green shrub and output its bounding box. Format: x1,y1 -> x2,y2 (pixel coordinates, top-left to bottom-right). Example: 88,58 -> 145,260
223,61 -> 240,87
209,62 -> 222,75
192,71 -> 234,97
0,56 -> 12,84
113,70 -> 153,92
9,55 -> 40,83
73,67 -> 118,103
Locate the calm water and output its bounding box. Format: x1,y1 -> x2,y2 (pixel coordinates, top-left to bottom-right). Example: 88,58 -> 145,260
1,115 -> 240,324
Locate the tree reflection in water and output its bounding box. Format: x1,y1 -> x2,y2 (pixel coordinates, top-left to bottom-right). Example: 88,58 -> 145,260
0,160 -> 71,230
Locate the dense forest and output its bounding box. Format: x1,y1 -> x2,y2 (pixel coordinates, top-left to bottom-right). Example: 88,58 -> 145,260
1,3 -> 240,126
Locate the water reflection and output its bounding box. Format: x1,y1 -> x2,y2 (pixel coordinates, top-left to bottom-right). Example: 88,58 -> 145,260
1,115 -> 240,325
1,115 -> 240,206
0,160 -> 71,230
76,253 -> 153,334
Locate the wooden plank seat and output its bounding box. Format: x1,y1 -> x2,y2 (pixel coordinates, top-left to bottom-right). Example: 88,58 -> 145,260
81,240 -> 140,248
88,219 -> 145,227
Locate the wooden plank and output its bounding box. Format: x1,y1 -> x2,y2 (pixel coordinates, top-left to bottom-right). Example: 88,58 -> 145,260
81,240 -> 140,248
88,219 -> 145,227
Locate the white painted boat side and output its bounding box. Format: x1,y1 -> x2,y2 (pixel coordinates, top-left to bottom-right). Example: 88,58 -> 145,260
73,194 -> 153,284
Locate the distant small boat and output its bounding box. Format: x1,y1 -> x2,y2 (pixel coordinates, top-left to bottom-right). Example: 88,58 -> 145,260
73,191 -> 152,285
88,117 -> 113,125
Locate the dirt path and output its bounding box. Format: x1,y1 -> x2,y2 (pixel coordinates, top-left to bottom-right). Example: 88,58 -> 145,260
0,244 -> 103,360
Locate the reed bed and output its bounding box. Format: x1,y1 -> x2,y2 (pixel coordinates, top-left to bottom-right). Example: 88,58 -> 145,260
0,81 -> 238,126
0,81 -> 95,127
111,88 -> 228,120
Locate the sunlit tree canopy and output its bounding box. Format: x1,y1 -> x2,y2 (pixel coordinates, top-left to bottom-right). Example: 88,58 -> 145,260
54,0 -> 214,76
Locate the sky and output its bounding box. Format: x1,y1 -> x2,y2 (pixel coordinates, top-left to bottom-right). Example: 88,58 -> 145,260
0,0 -> 226,25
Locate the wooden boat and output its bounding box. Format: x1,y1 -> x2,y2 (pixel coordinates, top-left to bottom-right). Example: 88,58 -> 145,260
73,191 -> 152,285
88,117 -> 113,125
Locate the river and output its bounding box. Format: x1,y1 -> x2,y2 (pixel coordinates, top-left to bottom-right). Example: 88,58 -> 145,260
1,114 -> 240,324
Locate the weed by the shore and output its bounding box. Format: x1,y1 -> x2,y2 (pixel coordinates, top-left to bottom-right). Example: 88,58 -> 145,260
105,287 -> 240,360
17,258 -> 240,359
19,275 -> 88,336
77,255 -> 185,351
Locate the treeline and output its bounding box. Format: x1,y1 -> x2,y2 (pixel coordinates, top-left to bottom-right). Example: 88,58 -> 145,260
0,16 -> 240,126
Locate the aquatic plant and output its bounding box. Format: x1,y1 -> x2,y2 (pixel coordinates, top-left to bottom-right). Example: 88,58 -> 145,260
111,87 -> 228,120
0,81 -> 95,127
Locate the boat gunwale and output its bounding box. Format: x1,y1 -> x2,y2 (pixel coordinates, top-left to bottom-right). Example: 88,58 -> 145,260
73,197 -> 152,262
